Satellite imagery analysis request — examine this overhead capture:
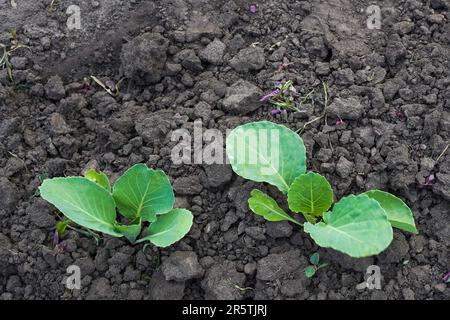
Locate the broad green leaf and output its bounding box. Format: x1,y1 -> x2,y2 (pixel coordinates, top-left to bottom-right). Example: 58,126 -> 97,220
248,189 -> 301,226
364,190 -> 418,234
304,266 -> 316,278
137,209 -> 193,247
114,220 -> 142,243
84,169 -> 111,192
113,164 -> 174,223
304,194 -> 393,258
310,252 -> 320,265
226,121 -> 306,194
39,177 -> 122,237
288,172 -> 333,216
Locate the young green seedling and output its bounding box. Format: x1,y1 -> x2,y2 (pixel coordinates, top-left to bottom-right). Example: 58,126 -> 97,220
39,164 -> 193,247
0,31 -> 30,82
226,121 -> 418,258
304,252 -> 328,278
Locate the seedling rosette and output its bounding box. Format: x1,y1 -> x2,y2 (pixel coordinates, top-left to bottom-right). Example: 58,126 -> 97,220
226,121 -> 418,258
304,252 -> 328,278
39,164 -> 193,247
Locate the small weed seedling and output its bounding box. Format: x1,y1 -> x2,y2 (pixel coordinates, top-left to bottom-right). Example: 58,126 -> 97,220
226,121 -> 418,258
260,80 -> 302,112
304,252 -> 328,278
90,75 -> 124,97
0,31 -> 29,82
39,164 -> 193,247
443,272 -> 450,284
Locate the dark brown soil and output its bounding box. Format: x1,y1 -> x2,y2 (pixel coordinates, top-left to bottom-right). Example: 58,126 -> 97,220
0,0 -> 448,300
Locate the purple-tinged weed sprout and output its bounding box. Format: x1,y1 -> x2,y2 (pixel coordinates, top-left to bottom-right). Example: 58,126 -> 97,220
443,272 -> 450,283
260,80 -> 301,112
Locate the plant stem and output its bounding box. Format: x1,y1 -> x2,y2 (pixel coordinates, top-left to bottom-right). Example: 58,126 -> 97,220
322,81 -> 328,108
296,81 -> 330,134
296,115 -> 325,134
288,216 -> 303,227
435,143 -> 449,163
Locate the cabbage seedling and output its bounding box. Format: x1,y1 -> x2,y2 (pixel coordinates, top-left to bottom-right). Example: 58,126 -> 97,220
39,164 -> 193,247
226,121 -> 418,258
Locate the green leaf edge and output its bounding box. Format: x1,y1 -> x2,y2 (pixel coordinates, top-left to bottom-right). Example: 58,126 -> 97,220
304,266 -> 316,278
114,220 -> 142,243
39,177 -> 123,238
310,252 -> 320,265
304,194 -> 394,258
364,190 -> 418,234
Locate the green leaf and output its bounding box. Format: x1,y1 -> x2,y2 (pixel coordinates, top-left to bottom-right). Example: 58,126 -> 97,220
56,219 -> 71,237
137,209 -> 193,247
304,266 -> 316,278
318,263 -> 329,269
113,164 -> 174,223
114,220 -> 142,243
39,177 -> 122,237
248,189 -> 302,226
364,190 -> 418,234
84,169 -> 111,192
303,213 -> 319,224
310,252 -> 320,265
226,121 -> 306,194
304,194 -> 393,258
288,172 -> 333,216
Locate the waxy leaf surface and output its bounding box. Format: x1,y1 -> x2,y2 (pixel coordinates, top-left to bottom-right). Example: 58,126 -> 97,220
138,209 -> 193,247
304,195 -> 393,258
113,164 -> 174,222
288,172 -> 333,216
226,121 -> 306,193
248,189 -> 301,225
365,190 -> 418,234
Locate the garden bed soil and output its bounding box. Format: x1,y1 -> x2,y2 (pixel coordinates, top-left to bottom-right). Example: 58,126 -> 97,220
0,0 -> 449,300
